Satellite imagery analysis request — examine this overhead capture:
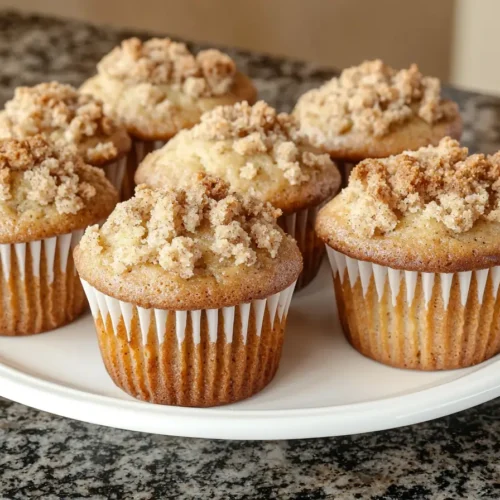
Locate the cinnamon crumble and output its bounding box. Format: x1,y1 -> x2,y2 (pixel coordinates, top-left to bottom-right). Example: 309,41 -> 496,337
346,137 -> 500,237
0,82 -> 122,163
79,174 -> 284,278
191,101 -> 334,185
294,60 -> 459,139
98,37 -> 236,98
240,162 -> 258,180
0,136 -> 100,214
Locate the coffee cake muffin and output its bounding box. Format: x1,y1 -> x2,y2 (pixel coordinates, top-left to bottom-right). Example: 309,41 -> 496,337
0,136 -> 118,335
81,37 -> 257,197
294,60 -> 462,182
135,101 -> 341,289
0,82 -> 131,198
316,137 -> 500,370
74,175 -> 302,407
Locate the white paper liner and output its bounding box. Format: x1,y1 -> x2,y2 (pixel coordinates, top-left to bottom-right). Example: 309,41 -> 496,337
279,202 -> 328,290
0,229 -> 84,283
335,160 -> 357,187
81,280 -> 296,346
326,246 -> 500,309
280,206 -> 319,249
342,161 -> 356,180
111,140 -> 168,201
134,140 -> 167,166
101,156 -> 127,194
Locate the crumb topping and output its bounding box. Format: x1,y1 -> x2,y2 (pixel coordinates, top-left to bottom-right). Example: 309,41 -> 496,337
295,60 -> 459,138
2,82 -> 121,163
79,174 -> 284,278
346,137 -> 500,237
98,38 -> 237,98
192,101 -> 333,185
240,161 -> 258,180
0,136 -> 101,214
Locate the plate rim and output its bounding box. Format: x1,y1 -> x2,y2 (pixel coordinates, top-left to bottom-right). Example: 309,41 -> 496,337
1,353 -> 499,440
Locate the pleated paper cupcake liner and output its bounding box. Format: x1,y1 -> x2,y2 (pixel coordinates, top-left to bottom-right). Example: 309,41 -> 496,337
0,230 -> 86,335
80,280 -> 296,407
133,140 -> 168,165
101,155 -> 127,200
326,246 -> 500,370
335,160 -> 357,187
279,203 -> 326,291
118,139 -> 168,201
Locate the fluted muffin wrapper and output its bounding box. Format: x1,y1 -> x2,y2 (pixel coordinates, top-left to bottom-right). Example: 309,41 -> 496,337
80,280 -> 297,407
279,203 -> 327,291
335,160 -> 357,187
326,246 -> 500,370
119,139 -> 168,201
0,230 -> 87,336
101,155 -> 127,200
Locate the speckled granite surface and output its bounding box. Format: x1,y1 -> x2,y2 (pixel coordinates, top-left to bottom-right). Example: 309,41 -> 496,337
2,396 -> 500,500
1,11 -> 500,500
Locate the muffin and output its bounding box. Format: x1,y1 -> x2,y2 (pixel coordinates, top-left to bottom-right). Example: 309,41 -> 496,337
135,100 -> 341,289
74,175 -> 302,407
294,60 -> 462,183
0,82 -> 131,198
316,137 -> 500,370
0,136 -> 118,335
81,37 -> 257,198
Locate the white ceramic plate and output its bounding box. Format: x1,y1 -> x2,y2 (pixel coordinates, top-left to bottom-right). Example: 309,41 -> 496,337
1,262 -> 500,440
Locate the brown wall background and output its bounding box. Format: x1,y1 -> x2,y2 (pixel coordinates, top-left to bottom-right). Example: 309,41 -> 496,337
1,0 -> 455,80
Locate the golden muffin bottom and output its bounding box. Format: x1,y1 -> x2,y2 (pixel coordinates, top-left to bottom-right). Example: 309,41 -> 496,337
0,231 -> 87,336
328,247 -> 500,370
82,280 -> 296,407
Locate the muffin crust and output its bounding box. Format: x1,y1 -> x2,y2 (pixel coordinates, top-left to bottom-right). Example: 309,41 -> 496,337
0,82 -> 131,166
81,38 -> 257,141
0,136 -> 118,243
294,60 -> 462,160
316,138 -> 500,272
98,38 -> 237,97
75,175 -> 302,309
135,101 -> 341,213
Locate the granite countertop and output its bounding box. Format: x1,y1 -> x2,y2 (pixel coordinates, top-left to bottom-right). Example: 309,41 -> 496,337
1,11 -> 500,500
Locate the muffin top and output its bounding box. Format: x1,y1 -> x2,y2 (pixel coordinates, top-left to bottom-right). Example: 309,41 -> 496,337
294,60 -> 462,160
80,38 -> 257,141
0,136 -> 118,243
74,174 -> 302,309
0,82 -> 131,166
316,137 -> 500,272
135,101 -> 341,214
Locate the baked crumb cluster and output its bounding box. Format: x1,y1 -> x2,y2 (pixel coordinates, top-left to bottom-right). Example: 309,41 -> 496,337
346,137 -> 500,237
1,82 -> 120,163
98,37 -> 236,98
193,101 -> 333,184
80,174 -> 284,278
0,136 -> 99,214
295,60 -> 459,138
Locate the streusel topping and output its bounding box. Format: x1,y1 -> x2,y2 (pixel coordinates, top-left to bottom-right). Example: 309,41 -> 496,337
191,101 -> 333,185
98,38 -> 236,98
80,174 -> 284,278
294,60 -> 459,139
0,136 -> 101,215
345,137 -> 500,237
0,82 -> 122,163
